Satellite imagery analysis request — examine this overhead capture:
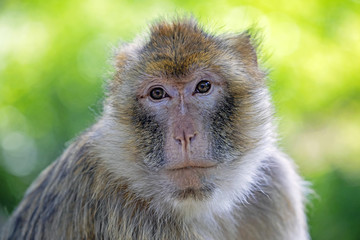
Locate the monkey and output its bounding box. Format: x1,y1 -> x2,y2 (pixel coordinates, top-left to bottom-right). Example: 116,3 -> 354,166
1,18 -> 309,240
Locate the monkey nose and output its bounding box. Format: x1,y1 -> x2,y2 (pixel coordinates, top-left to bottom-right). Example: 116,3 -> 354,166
174,130 -> 196,146
172,117 -> 197,148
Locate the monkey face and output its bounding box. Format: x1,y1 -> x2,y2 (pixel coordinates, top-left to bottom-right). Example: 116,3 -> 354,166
122,63 -> 263,203
104,20 -> 271,206
131,71 -> 233,199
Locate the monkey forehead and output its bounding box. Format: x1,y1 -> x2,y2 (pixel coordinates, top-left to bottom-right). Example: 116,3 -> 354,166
138,20 -> 225,77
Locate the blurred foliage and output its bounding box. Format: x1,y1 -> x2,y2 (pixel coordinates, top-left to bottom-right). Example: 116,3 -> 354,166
309,170 -> 360,239
0,0 -> 359,239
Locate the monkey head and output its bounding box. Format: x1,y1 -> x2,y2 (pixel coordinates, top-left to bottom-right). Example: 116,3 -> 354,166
97,19 -> 273,216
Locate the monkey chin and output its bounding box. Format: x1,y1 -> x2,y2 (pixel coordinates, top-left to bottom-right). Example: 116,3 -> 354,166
166,167 -> 216,201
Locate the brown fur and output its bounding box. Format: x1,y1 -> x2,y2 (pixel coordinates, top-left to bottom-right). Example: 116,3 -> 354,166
1,18 -> 309,240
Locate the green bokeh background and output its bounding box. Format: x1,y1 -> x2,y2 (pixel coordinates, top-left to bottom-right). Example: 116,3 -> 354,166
0,0 -> 359,239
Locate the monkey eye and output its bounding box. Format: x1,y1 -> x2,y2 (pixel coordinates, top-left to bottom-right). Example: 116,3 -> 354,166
150,87 -> 168,100
195,80 -> 211,94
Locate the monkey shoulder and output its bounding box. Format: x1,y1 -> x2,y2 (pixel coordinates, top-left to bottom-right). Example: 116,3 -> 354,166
1,132 -> 104,239
234,150 -> 309,240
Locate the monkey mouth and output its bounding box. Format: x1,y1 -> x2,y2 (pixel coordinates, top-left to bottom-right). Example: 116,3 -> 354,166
167,165 -> 216,171
164,161 -> 216,192
166,161 -> 217,171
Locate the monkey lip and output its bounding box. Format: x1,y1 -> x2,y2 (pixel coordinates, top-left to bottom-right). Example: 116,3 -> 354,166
166,162 -> 217,171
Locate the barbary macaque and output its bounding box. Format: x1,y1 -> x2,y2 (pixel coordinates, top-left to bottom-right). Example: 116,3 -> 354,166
1,18 -> 309,240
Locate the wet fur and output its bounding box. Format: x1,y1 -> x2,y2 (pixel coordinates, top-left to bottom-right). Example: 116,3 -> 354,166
1,18 -> 309,240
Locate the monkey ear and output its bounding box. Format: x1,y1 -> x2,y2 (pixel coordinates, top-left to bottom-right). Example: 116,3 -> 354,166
114,41 -> 137,71
229,32 -> 258,68
115,50 -> 129,71
110,45 -> 131,91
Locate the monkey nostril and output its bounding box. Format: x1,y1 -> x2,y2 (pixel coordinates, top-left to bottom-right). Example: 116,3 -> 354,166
189,132 -> 197,143
175,138 -> 182,145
